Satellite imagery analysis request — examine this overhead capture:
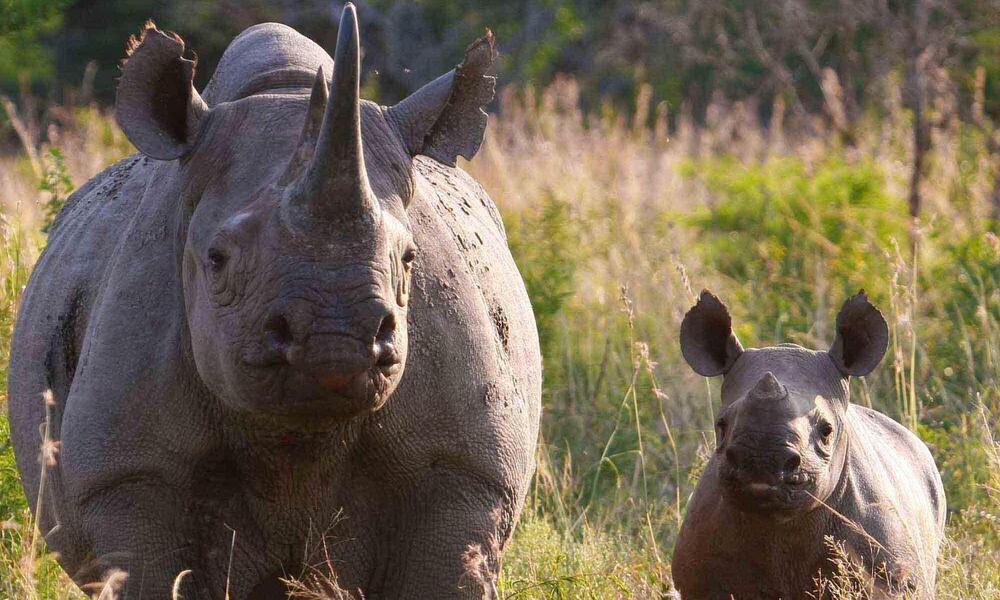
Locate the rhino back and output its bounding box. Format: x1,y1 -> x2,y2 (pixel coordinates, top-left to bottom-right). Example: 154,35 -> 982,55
7,152 -> 149,529
200,23 -> 333,105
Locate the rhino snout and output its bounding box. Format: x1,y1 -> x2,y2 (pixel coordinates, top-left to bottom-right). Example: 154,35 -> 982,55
723,442 -> 803,484
719,442 -> 812,513
223,294 -> 408,418
253,299 -> 400,382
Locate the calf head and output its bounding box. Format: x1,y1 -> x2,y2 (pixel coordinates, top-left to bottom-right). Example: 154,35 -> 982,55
680,291 -> 888,515
115,5 -> 496,421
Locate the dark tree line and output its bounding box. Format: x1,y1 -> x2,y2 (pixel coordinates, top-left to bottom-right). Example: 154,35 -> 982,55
3,0 -> 1000,133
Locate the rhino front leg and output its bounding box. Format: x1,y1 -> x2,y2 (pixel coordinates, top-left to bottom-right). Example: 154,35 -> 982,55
379,468 -> 515,599
70,480 -> 212,600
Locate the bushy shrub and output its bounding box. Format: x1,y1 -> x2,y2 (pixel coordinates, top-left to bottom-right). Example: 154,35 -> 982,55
502,192 -> 580,367
684,155 -> 907,347
39,146 -> 73,233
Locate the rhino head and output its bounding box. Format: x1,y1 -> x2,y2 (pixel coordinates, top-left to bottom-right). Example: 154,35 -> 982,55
114,5 -> 496,421
680,290 -> 889,515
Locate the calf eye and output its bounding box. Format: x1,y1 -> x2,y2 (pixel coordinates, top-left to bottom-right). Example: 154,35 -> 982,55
207,248 -> 228,272
818,421 -> 834,441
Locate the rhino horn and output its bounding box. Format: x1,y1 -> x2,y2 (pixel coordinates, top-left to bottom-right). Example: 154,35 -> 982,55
287,3 -> 375,224
280,67 -> 329,186
746,372 -> 788,403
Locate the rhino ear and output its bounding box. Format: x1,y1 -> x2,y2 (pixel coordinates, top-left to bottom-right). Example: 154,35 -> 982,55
829,291 -> 889,377
386,31 -> 497,167
116,21 -> 209,160
680,290 -> 744,377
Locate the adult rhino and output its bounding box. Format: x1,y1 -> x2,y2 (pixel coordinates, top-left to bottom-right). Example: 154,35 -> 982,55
672,291 -> 945,599
8,5 -> 540,598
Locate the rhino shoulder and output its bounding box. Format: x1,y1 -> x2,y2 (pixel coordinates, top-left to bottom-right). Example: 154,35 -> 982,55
48,153 -> 146,236
412,156 -> 507,242
836,406 -> 946,593
379,156 -> 539,495
846,406 -> 945,526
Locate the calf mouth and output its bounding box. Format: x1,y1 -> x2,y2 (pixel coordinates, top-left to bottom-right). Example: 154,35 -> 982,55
720,469 -> 814,514
727,483 -> 797,514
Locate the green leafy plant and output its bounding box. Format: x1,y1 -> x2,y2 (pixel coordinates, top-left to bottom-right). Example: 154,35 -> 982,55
683,155 -> 907,347
503,192 -> 579,364
38,146 -> 73,233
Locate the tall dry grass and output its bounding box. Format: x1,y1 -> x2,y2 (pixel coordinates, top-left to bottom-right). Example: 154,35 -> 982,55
469,78 -> 1000,597
0,76 -> 996,598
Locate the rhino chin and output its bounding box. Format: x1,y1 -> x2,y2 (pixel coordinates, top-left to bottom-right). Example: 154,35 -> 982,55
725,486 -> 799,515
230,365 -> 399,422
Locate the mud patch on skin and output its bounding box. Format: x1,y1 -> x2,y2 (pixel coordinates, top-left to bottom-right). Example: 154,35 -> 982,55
248,569 -> 293,600
489,304 -> 510,353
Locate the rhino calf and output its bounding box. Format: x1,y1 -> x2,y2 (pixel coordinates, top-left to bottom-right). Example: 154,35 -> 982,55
672,291 -> 945,599
8,5 -> 540,599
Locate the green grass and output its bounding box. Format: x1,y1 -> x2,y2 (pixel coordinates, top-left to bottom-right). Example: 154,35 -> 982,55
0,84 -> 998,598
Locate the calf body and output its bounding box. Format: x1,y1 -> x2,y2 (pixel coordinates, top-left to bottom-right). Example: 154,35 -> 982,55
673,292 -> 945,599
8,8 -> 540,599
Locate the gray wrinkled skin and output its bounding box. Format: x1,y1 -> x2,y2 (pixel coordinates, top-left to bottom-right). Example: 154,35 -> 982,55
673,291 -> 945,600
7,8 -> 540,599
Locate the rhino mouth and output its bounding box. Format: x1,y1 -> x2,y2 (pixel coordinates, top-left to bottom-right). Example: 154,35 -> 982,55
728,482 -> 800,513
235,337 -> 403,419
261,365 -> 397,419
720,468 -> 815,513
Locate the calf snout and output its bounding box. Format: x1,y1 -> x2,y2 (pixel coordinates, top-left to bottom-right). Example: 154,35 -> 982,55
724,441 -> 802,482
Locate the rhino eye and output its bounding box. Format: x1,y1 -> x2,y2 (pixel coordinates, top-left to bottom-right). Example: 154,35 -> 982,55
207,248 -> 228,272
402,248 -> 417,266
818,421 -> 834,441
715,417 -> 727,438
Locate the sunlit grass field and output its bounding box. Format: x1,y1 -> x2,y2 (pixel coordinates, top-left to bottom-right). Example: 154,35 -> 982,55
1,80 -> 998,598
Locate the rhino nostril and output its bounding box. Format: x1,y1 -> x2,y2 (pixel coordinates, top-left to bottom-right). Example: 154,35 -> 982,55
375,313 -> 395,343
263,314 -> 294,355
783,452 -> 802,473
373,313 -> 398,367
725,447 -> 742,468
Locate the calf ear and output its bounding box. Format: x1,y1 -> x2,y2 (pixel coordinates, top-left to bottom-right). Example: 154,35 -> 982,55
680,290 -> 744,377
116,21 -> 209,160
829,291 -> 889,377
386,32 -> 497,167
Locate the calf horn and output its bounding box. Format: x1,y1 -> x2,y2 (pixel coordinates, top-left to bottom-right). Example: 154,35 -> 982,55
746,372 -> 788,404
287,3 -> 376,225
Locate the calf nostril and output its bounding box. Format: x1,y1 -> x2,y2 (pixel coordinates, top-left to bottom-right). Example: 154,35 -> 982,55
725,447 -> 741,468
263,314 -> 294,353
783,452 -> 802,473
